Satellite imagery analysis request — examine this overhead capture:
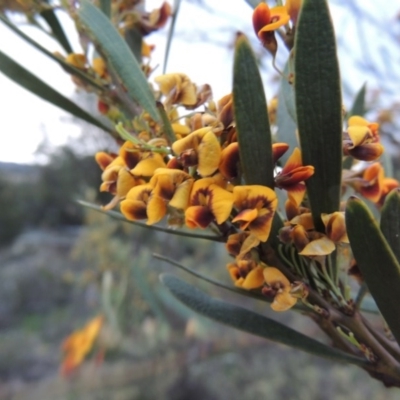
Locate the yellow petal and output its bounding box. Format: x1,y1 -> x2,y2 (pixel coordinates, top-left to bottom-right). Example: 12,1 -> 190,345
130,153 -> 166,176
299,236 -> 335,256
348,116 -> 370,127
347,125 -> 372,148
169,179 -> 193,210
147,195 -> 167,224
241,266 -> 265,290
271,292 -> 297,311
116,168 -> 141,197
263,266 -> 290,287
321,212 -> 349,243
198,130 -> 221,176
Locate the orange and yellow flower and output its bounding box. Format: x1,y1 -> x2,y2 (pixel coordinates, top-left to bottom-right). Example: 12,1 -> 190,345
172,127 -> 222,177
120,184 -> 154,222
262,267 -> 297,311
350,162 -> 400,206
343,116 -> 383,161
185,178 -> 233,228
61,315 -> 103,376
155,73 -> 197,108
147,168 -> 194,224
275,147 -> 314,206
252,3 -> 290,55
227,260 -> 264,290
232,185 -> 278,242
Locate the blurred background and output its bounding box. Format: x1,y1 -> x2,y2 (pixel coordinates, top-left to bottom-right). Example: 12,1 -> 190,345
2,0 -> 400,399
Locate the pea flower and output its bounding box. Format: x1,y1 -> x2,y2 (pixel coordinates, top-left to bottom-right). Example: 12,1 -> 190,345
263,267 -> 297,311
275,147 -> 314,207
120,184 -> 154,222
232,185 -> 278,242
172,127 -> 222,177
147,168 -> 194,224
61,316 -> 103,376
227,260 -> 265,290
343,116 -> 384,161
252,3 -> 290,55
185,178 -> 234,229
350,163 -> 399,206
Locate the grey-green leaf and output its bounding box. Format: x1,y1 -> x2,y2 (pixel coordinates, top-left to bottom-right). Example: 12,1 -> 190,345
276,63 -> 298,164
99,0 -> 111,18
0,51 -> 113,134
160,274 -> 368,367
380,189 -> 400,264
348,83 -> 367,117
346,197 -> 400,346
233,35 -> 274,188
163,0 -> 182,73
0,14 -> 104,92
294,0 -> 342,231
78,0 -> 160,121
244,0 -> 262,8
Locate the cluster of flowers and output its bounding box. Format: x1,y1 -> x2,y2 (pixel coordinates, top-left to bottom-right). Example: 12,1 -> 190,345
94,61 -> 396,311
58,0 -> 398,314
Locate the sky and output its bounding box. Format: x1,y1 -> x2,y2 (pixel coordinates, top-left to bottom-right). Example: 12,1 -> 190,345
1,0 -> 400,164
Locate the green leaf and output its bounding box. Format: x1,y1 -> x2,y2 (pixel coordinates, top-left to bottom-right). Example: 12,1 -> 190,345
346,197 -> 400,346
157,102 -> 177,145
276,63 -> 298,164
380,189 -> 400,264
40,8 -> 73,54
99,0 -> 111,18
380,150 -> 394,179
0,14 -> 104,92
233,35 -> 274,188
163,0 -> 182,73
124,27 -> 143,61
0,51 -> 113,134
78,0 -> 160,121
244,0 -> 262,8
348,83 -> 367,117
160,274 -> 368,367
294,0 -> 342,230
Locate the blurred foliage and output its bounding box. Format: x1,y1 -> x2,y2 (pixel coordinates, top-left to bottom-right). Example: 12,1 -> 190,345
0,146 -> 107,246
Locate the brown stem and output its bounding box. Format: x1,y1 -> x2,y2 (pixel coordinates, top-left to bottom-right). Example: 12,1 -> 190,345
262,243 -> 400,385
361,315 -> 400,362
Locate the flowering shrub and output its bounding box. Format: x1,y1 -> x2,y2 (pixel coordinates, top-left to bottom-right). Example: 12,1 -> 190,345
3,0 -> 400,387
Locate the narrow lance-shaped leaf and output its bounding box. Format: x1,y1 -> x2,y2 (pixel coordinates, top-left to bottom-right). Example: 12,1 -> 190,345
276,62 -> 298,164
40,8 -> 73,54
0,51 -> 114,134
160,274 -> 368,367
78,0 -> 160,121
346,197 -> 400,346
163,0 -> 182,73
99,0 -> 111,18
0,14 -> 104,92
348,83 -> 367,117
233,35 -> 274,188
380,189 -> 400,264
294,0 -> 342,231
124,28 -> 143,61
